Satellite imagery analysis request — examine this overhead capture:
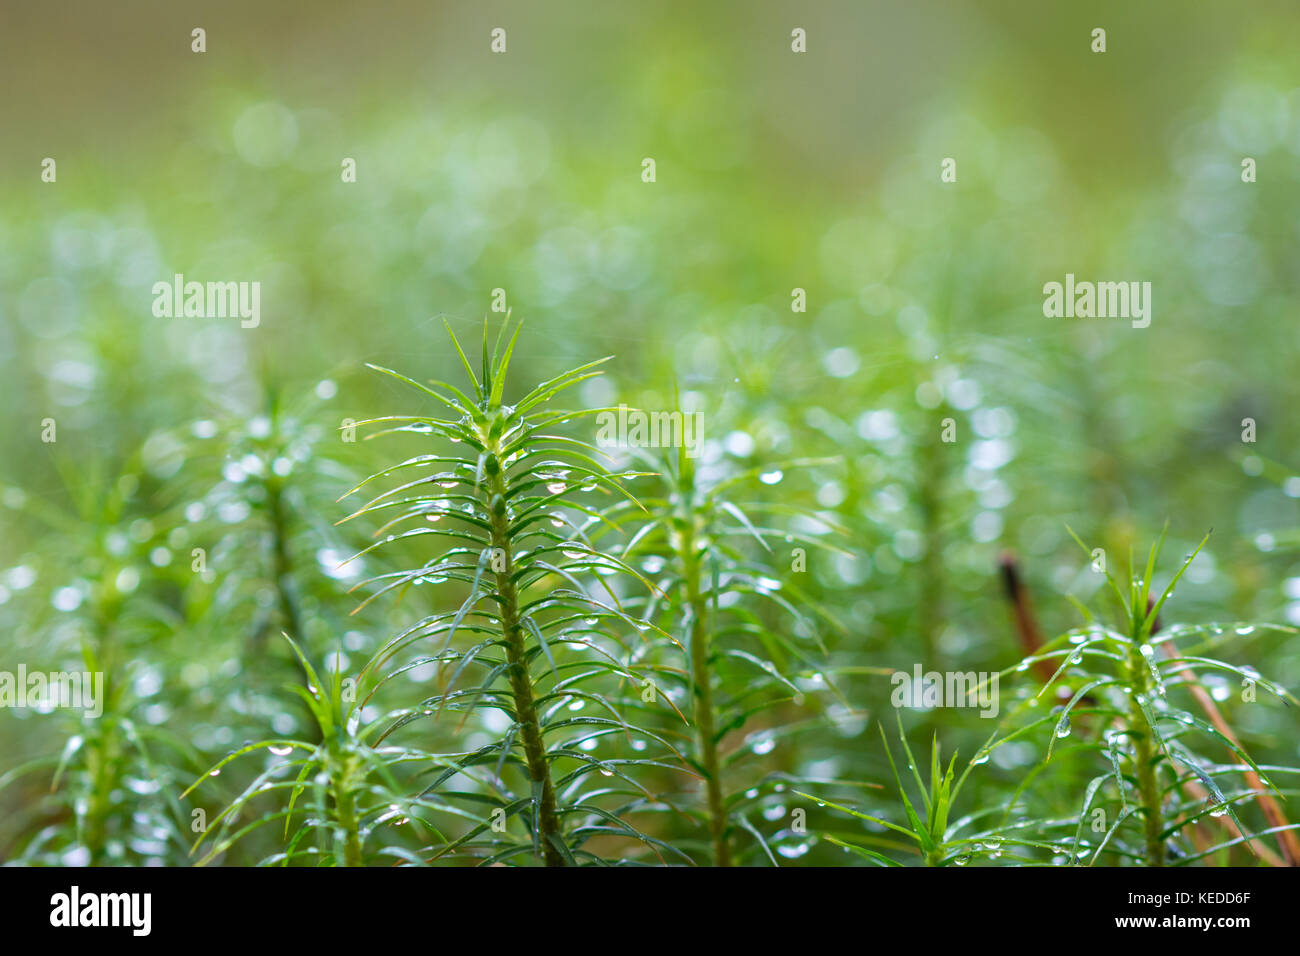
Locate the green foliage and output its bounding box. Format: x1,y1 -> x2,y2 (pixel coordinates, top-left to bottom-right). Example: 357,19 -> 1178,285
331,319 -> 697,865
6,6 -> 1300,866
0,453 -> 200,865
597,438 -> 847,864
974,531 -> 1300,866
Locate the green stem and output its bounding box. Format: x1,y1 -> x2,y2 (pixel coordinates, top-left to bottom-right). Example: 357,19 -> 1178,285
687,561 -> 730,866
265,475 -> 324,752
487,466 -> 565,866
675,466 -> 730,866
83,719 -> 120,865
917,409 -> 947,668
84,603 -> 121,865
1127,643 -> 1165,867
331,758 -> 364,867
266,475 -> 304,644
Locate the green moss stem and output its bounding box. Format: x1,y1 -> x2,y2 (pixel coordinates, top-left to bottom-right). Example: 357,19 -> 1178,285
1127,641 -> 1165,867
488,465 -> 565,866
331,757 -> 364,867
675,456 -> 730,866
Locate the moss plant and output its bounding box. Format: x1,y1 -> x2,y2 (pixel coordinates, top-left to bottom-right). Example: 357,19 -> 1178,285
674,449 -> 731,866
800,717 -> 1042,867
183,636 -> 432,866
0,455 -> 199,865
598,433 -> 845,865
339,319 -> 681,865
979,528 -> 1300,866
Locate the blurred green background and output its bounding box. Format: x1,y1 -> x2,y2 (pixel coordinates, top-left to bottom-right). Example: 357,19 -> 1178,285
3,0 -> 1300,864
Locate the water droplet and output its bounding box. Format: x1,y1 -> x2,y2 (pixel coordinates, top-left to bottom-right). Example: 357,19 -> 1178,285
759,470 -> 784,485
126,777 -> 162,795
268,744 -> 293,756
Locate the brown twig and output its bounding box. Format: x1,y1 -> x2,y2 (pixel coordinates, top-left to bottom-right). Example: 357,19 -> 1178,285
998,551 -> 1055,685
